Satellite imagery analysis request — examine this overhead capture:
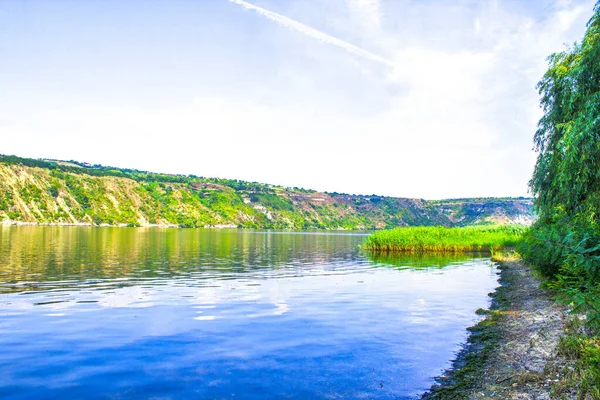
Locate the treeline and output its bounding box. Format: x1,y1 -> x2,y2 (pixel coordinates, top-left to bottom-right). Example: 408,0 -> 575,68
519,2 -> 600,394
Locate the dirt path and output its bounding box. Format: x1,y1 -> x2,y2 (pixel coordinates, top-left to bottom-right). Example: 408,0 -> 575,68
422,259 -> 569,399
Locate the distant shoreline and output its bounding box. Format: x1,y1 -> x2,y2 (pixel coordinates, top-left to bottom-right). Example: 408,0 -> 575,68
0,155 -> 534,230
1,220 -> 238,229
0,220 -> 357,230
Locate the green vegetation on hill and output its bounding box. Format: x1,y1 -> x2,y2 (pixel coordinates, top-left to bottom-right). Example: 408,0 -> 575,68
0,154 -> 533,229
518,2 -> 600,396
363,225 -> 525,253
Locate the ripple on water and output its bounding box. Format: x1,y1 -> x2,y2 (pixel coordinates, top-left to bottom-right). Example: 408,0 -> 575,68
0,227 -> 498,400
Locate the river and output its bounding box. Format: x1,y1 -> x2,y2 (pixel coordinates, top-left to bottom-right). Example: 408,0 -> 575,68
0,227 -> 498,399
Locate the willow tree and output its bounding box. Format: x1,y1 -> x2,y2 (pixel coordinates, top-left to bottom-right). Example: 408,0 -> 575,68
532,2 -> 600,223
521,2 -> 600,329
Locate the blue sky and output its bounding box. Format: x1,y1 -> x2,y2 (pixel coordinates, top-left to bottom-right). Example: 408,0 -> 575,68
1,0 -> 596,198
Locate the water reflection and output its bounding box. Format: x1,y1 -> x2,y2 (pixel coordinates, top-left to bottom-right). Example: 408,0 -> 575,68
0,226 -> 498,400
368,251 -> 489,269
0,226 -> 368,288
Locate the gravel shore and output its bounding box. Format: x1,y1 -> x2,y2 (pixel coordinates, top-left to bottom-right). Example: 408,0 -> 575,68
422,258 -> 569,399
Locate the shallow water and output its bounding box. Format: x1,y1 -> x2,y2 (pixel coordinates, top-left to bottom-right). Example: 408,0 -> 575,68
0,227 -> 498,399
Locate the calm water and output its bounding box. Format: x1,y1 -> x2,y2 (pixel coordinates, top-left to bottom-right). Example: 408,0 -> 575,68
0,227 -> 498,400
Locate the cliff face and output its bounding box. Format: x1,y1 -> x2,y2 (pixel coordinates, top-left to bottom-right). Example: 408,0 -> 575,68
0,157 -> 534,229
431,198 -> 536,226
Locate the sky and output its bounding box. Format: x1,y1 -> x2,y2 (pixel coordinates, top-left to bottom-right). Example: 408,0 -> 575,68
0,0 -> 596,199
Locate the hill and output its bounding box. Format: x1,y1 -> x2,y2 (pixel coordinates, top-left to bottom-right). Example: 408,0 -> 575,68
0,155 -> 534,229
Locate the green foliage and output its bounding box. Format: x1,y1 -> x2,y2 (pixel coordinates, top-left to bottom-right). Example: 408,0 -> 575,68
531,5 -> 600,219
249,193 -> 294,211
47,182 -> 60,198
0,154 -> 533,230
552,318 -> 600,398
364,225 -> 526,253
521,221 -> 600,331
520,2 -> 600,334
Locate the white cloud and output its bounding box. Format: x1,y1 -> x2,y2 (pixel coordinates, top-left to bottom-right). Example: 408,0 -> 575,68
1,0 -> 596,198
346,0 -> 383,31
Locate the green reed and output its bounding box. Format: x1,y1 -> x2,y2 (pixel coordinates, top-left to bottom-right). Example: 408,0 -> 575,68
363,225 -> 526,253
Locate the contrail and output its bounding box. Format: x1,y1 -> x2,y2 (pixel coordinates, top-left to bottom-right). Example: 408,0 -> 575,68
229,0 -> 395,67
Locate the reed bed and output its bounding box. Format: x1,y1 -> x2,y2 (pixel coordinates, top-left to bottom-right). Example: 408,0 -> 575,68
363,225 -> 526,253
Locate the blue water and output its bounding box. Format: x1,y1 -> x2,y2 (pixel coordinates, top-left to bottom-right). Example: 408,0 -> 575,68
0,227 -> 498,399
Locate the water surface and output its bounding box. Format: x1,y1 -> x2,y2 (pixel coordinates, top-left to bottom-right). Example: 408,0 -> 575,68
0,227 -> 498,399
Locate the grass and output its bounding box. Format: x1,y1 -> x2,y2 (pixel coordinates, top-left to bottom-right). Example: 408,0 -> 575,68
551,317 -> 600,399
363,225 -> 526,253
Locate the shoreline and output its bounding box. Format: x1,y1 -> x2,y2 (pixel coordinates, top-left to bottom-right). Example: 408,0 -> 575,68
0,221 -> 359,230
421,257 -> 568,399
0,222 -> 224,228
0,220 -> 233,228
